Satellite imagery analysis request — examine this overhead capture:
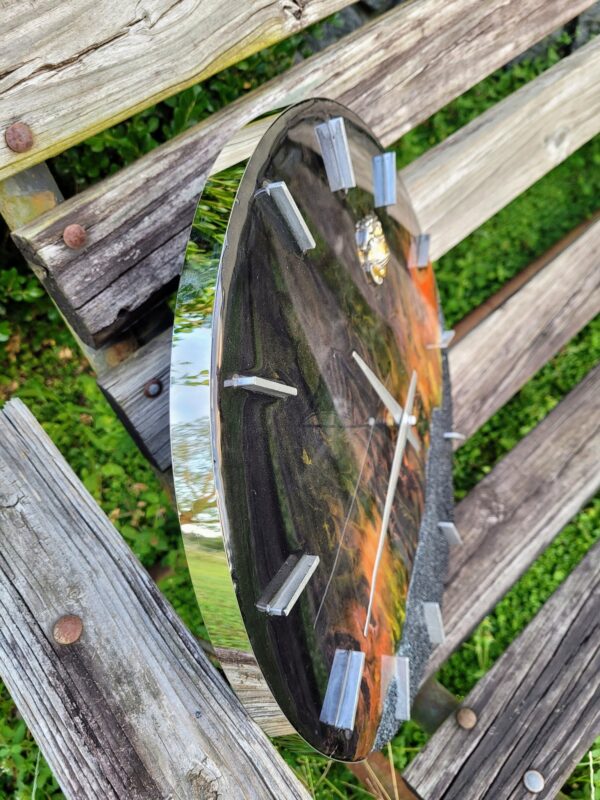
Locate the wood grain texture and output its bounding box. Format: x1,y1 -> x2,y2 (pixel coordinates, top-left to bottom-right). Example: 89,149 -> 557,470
425,363 -> 600,680
207,36 -> 600,260
403,35 -> 600,260
99,216 -> 600,472
12,0 -> 593,346
451,216 -> 599,346
0,399 -> 310,800
449,216 -> 600,442
98,328 -> 172,470
0,163 -> 142,376
0,0 -> 350,180
405,539 -> 600,799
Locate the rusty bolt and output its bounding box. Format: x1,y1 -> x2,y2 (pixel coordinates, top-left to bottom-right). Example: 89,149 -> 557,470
144,378 -> 163,398
63,223 -> 87,249
5,122 -> 34,153
456,707 -> 477,730
53,614 -> 83,645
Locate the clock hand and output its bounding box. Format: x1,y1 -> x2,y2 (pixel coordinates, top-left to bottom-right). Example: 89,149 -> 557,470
352,351 -> 420,452
363,370 -> 418,637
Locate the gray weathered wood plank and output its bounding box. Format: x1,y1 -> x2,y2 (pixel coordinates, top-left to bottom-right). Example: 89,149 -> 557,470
448,216 -> 600,443
12,0 -> 593,346
98,216 -> 600,472
405,539 -> 600,799
425,363 -> 600,681
0,399 -> 310,800
402,35 -> 600,260
209,35 -> 600,261
98,328 -> 172,470
0,0 -> 351,180
0,163 -> 142,377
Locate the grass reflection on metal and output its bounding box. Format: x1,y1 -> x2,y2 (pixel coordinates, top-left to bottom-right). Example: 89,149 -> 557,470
171,166 -> 252,654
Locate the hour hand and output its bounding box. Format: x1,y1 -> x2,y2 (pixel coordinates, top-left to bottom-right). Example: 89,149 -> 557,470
351,351 -> 420,452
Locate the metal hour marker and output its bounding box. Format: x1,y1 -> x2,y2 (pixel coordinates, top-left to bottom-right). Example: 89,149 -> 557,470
223,375 -> 297,399
372,152 -> 397,208
408,233 -> 431,269
260,181 -> 316,252
426,329 -> 455,350
315,117 -> 356,192
423,601 -> 445,646
256,554 -> 320,616
382,655 -> 411,721
438,521 -> 463,546
320,649 -> 365,732
444,431 -> 466,441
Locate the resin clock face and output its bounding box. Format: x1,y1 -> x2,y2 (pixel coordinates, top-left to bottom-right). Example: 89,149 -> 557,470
171,100 -> 445,761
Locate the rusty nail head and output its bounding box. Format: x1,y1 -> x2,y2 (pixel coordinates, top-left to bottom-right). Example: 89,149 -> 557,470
63,223 -> 87,249
5,122 -> 34,153
53,614 -> 83,645
144,378 -> 163,398
456,707 -> 477,730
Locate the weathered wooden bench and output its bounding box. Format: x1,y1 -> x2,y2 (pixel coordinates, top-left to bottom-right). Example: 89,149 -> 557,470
0,1 -> 599,797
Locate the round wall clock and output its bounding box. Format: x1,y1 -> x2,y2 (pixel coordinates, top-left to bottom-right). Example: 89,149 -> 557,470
170,99 -> 455,762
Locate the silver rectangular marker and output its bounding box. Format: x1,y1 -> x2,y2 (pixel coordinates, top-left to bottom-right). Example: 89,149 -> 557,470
320,649 -> 365,732
426,329 -> 455,350
256,554 -> 320,616
315,117 -> 356,192
423,601 -> 445,646
223,375 -> 297,399
262,181 -> 316,252
444,431 -> 466,441
382,655 -> 411,721
373,152 -> 397,208
408,234 -> 431,269
438,521 -> 463,547
394,656 -> 411,721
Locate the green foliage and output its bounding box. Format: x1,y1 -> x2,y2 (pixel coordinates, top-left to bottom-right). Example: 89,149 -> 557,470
50,33 -> 313,194
0,24 -> 599,800
0,690 -> 61,799
394,32 -> 574,171
453,319 -> 600,499
0,267 -> 48,344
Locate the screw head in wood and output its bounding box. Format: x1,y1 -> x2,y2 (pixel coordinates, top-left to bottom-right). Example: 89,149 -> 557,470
523,770 -> 545,793
5,122 -> 34,153
53,614 -> 83,645
144,378 -> 163,398
456,707 -> 477,730
63,223 -> 87,249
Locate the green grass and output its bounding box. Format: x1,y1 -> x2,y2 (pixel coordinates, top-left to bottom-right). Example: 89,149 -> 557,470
0,22 -> 598,800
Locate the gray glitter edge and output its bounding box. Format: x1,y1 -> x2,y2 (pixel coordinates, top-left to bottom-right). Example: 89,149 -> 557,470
374,348 -> 454,750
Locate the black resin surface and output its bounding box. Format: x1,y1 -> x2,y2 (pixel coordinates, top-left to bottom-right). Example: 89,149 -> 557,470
210,101 -> 444,759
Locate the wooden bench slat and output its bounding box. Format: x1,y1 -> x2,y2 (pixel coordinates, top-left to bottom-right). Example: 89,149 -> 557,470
98,329 -> 172,470
403,35 -> 600,261
449,216 -> 600,443
0,398 -> 310,800
210,34 -> 600,256
427,362 -> 600,681
12,0 -> 593,347
0,0 -> 352,181
405,539 -> 600,799
97,215 -> 600,472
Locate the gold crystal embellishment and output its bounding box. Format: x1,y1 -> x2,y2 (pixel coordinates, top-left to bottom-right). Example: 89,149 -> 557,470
355,214 -> 390,285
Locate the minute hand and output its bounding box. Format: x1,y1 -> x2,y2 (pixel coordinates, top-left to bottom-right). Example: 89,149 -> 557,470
352,351 -> 420,453
363,370 -> 418,637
